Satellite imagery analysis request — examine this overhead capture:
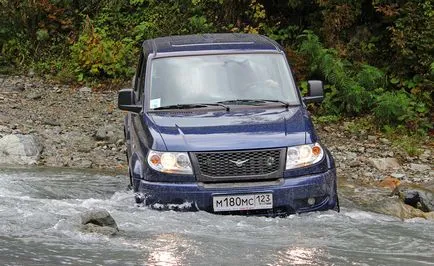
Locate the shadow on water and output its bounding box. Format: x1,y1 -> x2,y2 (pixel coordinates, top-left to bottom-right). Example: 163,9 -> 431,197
0,167 -> 433,265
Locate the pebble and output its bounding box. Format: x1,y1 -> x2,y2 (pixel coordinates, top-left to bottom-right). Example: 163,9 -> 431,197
391,173 -> 405,179
349,160 -> 361,167
367,135 -> 377,141
379,138 -> 390,144
79,87 -> 92,93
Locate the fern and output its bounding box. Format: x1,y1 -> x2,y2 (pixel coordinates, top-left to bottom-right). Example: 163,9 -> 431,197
298,31 -> 372,115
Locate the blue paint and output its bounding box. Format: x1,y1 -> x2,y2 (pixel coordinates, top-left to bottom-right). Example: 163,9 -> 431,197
123,34 -> 338,215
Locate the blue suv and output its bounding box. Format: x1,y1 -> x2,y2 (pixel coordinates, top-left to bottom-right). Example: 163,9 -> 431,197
118,34 -> 339,215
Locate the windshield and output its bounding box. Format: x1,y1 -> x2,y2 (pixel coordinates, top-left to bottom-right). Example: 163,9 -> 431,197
148,53 -> 299,109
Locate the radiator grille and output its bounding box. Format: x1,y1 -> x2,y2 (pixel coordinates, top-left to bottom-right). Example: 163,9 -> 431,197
194,149 -> 282,178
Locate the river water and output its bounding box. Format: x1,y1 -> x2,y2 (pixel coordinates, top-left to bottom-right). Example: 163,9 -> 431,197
0,167 -> 433,266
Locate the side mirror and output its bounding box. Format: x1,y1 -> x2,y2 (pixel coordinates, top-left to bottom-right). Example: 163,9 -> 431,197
303,80 -> 324,104
118,89 -> 142,113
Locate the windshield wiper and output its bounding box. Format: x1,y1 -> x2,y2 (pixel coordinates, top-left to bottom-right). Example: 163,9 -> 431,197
201,103 -> 230,111
153,103 -> 230,111
256,99 -> 295,108
217,99 -> 265,105
153,104 -> 208,110
217,99 -> 295,109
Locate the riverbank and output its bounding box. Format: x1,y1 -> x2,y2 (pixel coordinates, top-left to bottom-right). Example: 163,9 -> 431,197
0,75 -> 433,219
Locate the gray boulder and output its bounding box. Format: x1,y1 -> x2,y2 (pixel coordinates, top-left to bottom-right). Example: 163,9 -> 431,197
81,210 -> 119,235
369,158 -> 401,171
409,163 -> 431,172
94,125 -> 122,143
0,134 -> 42,165
398,186 -> 434,212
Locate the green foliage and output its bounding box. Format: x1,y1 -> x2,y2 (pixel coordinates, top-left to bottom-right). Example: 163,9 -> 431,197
356,64 -> 386,90
71,19 -> 135,79
313,115 -> 341,124
373,90 -> 431,133
383,125 -> 425,157
298,31 -> 373,115
0,0 -> 432,133
386,0 -> 434,78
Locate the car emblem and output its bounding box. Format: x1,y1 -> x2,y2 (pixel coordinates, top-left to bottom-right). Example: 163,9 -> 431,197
229,159 -> 250,167
266,156 -> 275,167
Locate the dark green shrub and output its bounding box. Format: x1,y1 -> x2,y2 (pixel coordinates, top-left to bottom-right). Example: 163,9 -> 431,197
298,31 -> 373,115
356,64 -> 386,90
373,90 -> 431,132
71,19 -> 136,80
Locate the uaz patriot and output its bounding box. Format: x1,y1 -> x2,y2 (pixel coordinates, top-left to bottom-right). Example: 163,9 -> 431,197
118,33 -> 339,215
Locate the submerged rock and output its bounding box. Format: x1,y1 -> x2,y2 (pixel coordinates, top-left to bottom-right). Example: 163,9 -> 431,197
397,186 -> 434,212
339,181 -> 433,220
0,134 -> 42,165
81,210 -> 119,235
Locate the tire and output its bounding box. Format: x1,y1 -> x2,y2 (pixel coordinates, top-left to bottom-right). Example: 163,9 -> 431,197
334,195 -> 340,212
333,180 -> 340,212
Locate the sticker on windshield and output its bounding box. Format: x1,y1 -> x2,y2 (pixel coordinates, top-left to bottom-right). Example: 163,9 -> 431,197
150,98 -> 161,109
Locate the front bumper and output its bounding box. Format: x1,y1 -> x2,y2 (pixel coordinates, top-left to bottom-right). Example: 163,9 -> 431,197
135,169 -> 337,215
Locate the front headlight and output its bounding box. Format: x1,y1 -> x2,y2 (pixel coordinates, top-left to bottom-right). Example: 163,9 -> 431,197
286,143 -> 324,169
147,150 -> 193,174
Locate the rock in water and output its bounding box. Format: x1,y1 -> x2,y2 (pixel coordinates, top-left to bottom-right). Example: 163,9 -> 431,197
81,210 -> 119,235
398,186 -> 434,212
0,134 -> 42,165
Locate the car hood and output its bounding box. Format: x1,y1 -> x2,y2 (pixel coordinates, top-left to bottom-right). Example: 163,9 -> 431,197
147,106 -> 313,152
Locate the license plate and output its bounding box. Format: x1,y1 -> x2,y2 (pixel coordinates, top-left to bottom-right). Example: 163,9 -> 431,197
213,193 -> 273,212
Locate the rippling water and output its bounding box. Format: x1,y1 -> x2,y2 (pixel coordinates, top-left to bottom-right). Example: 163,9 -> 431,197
0,167 -> 433,266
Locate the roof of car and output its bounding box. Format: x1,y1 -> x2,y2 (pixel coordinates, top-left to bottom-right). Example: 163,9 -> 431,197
145,33 -> 281,54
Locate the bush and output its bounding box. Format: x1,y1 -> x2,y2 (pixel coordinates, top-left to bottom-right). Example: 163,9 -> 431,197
298,31 -> 373,115
71,18 -> 136,80
373,90 -> 430,132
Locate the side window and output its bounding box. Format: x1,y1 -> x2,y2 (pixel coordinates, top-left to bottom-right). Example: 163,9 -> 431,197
134,53 -> 144,102
137,53 -> 147,101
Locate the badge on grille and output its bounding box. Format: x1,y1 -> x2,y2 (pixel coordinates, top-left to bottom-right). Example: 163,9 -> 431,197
229,159 -> 250,167
266,156 -> 275,167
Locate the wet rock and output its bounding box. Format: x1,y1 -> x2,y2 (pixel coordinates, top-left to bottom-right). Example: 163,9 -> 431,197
339,183 -> 428,220
81,210 -> 118,235
369,158 -> 400,171
0,134 -> 42,165
0,125 -> 11,134
398,186 -> 434,212
374,197 -> 428,220
409,163 -> 431,172
379,176 -> 401,191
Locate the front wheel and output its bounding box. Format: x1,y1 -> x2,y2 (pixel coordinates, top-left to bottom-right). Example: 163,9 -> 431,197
334,196 -> 340,212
